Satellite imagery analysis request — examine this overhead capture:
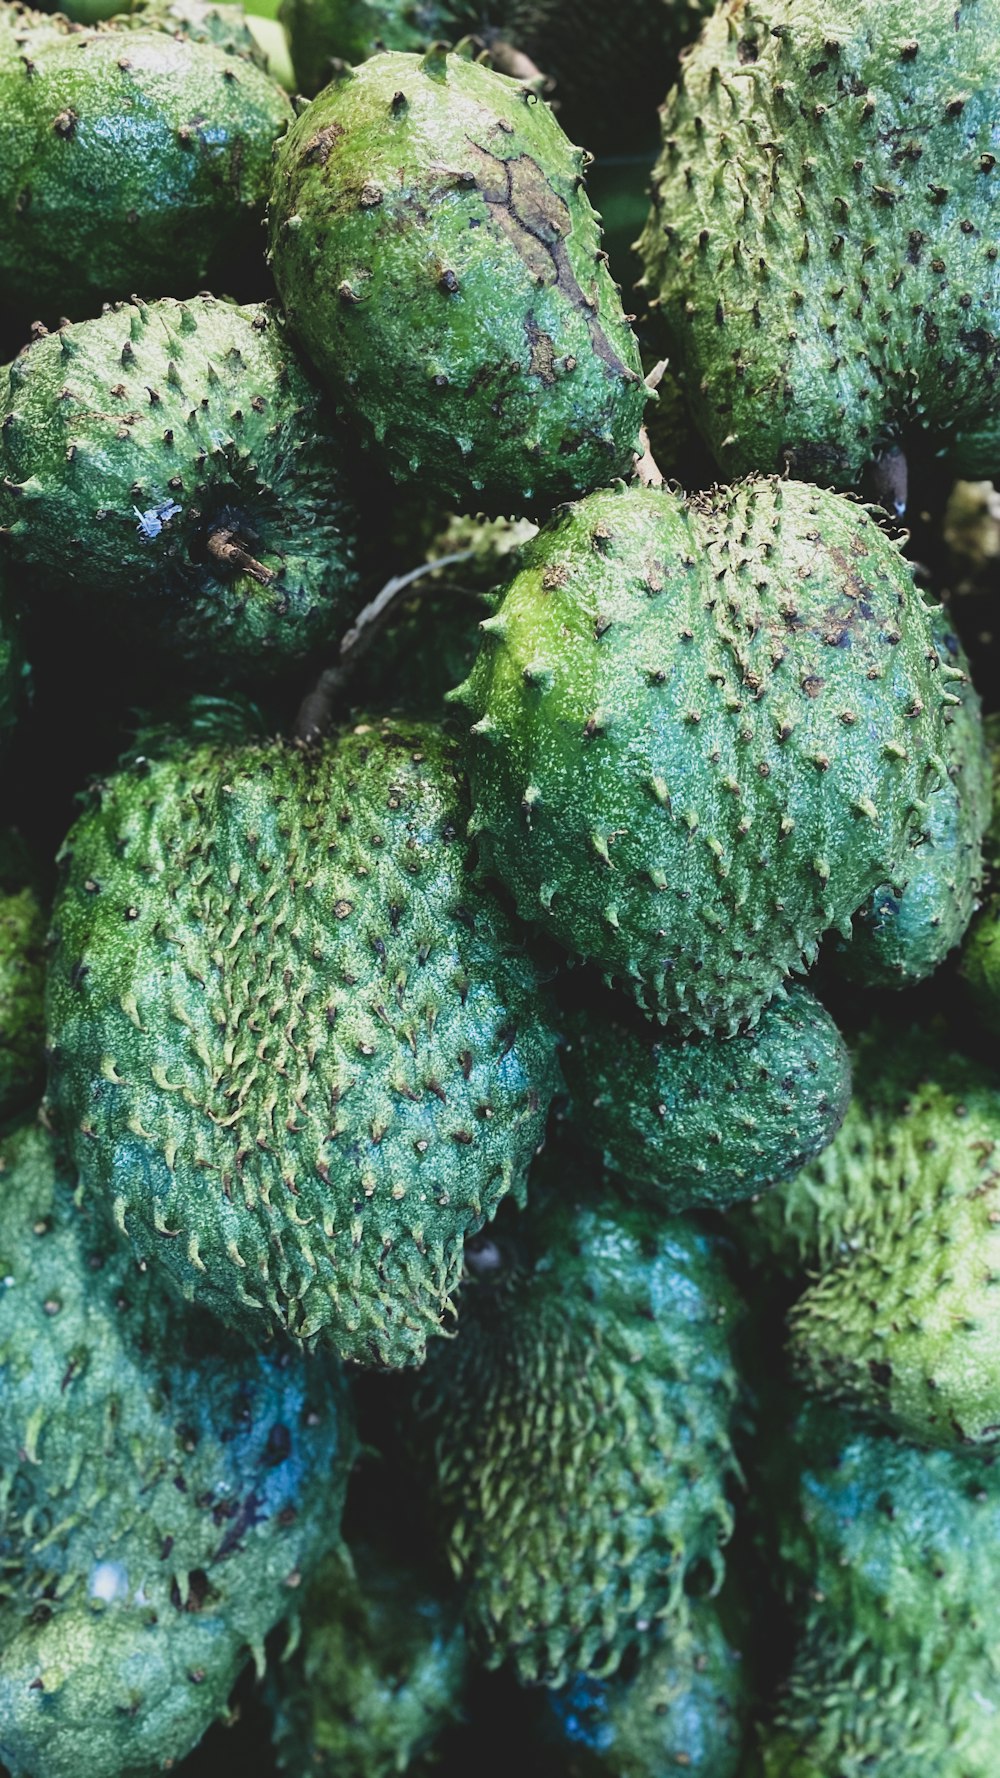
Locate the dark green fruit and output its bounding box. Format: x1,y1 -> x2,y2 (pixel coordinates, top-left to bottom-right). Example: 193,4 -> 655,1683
960,714 -> 1000,1029
278,0 -> 483,95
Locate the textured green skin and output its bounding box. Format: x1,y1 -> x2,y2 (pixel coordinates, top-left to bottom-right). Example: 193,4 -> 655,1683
108,0 -> 266,60
0,26 -> 292,319
639,0 -> 1000,488
537,1603 -> 749,1778
836,611 -> 988,986
0,1118 -> 355,1778
267,50 -> 646,514
749,1031 -> 1000,1447
268,1541 -> 469,1776
0,878 -> 44,1120
758,1404 -> 1000,1776
561,983 -> 851,1213
46,718 -> 561,1368
456,478 -> 958,1034
960,715 -> 1000,1030
411,1175 -> 742,1686
0,298 -> 361,677
277,0 -> 481,95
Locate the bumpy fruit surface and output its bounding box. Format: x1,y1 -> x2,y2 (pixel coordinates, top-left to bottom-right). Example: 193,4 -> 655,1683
456,479 -> 959,1034
46,718 -> 561,1368
960,714 -> 1000,1029
561,983 -> 851,1212
0,298 -> 361,678
0,829 -> 44,1119
0,26 -> 292,318
638,0 -> 1000,488
268,48 -> 645,514
0,1118 -> 354,1778
278,0 -> 482,94
410,1165 -> 742,1685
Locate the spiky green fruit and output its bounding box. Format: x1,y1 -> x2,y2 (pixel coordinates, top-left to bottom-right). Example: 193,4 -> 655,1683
269,1540 -> 469,1776
267,48 -> 645,515
107,0 -> 267,60
960,714 -> 1000,1030
561,983 -> 851,1213
456,478 -> 960,1035
638,0 -> 1000,489
278,0 -> 481,95
748,1030 -> 1000,1448
0,27 -> 292,320
46,717 -> 561,1368
0,298 -> 361,677
757,1403 -> 1000,1777
410,1167 -> 742,1686
0,830 -> 44,1119
0,1117 -> 355,1778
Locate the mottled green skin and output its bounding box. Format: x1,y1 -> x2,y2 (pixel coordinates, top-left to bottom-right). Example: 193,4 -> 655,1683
109,0 -> 266,60
278,0 -> 481,95
638,0 -> 1000,488
537,1603 -> 749,1778
758,1404 -> 1000,1776
0,27 -> 292,319
749,1031 -> 1000,1448
0,1118 -> 355,1778
0,872 -> 44,1120
960,715 -> 1000,1030
561,984 -> 851,1213
0,298 -> 361,678
269,1541 -> 469,1776
268,50 -> 646,514
411,1173 -> 742,1686
46,719 -> 561,1368
456,479 -> 958,1034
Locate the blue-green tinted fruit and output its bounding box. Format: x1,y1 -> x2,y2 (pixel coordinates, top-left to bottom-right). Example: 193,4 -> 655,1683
0,298 -> 360,678
410,1168 -> 742,1685
269,1540 -> 469,1777
0,1118 -> 354,1778
0,830 -> 44,1119
561,984 -> 851,1213
456,479 -> 959,1034
638,0 -> 1000,489
960,714 -> 1000,1029
268,48 -> 646,515
0,26 -> 292,319
46,718 -> 561,1368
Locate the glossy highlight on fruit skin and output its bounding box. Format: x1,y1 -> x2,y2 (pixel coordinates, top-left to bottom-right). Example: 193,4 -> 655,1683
267,47 -> 646,515
455,477 -> 960,1035
45,717 -> 561,1368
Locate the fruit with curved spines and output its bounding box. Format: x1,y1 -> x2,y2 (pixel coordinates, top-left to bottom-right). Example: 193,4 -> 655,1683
0,1117 -> 355,1778
960,715 -> 1000,1031
0,298 -> 362,678
637,0 -> 1000,491
560,983 -> 851,1214
278,0 -> 485,96
268,1539 -> 469,1776
409,1164 -> 743,1686
0,829 -> 44,1119
105,0 -> 267,61
46,716 -> 561,1368
756,1401 -> 1000,1777
0,29 -> 292,321
834,609 -> 989,987
454,478 -> 959,1035
267,48 -> 646,516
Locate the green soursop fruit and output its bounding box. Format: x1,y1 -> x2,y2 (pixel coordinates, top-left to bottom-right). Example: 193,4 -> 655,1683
638,0 -> 1000,490
560,983 -> 851,1213
278,0 -> 484,95
455,478 -> 960,1034
960,714 -> 1000,1031
410,1167 -> 742,1685
107,0 -> 267,62
0,1117 -> 355,1778
267,47 -> 646,515
0,26 -> 292,320
0,298 -> 361,678
757,1402 -> 1000,1777
268,1539 -> 469,1776
0,830 -> 44,1119
46,717 -> 561,1368
748,1029 -> 1000,1448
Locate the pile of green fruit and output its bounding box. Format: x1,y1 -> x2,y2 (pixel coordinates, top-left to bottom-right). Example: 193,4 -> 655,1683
0,0 -> 999,1772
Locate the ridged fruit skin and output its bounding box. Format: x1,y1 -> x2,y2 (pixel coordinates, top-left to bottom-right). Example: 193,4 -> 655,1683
0,1118 -> 355,1778
561,983 -> 851,1212
455,478 -> 959,1034
45,718 -> 561,1368
0,298 -> 361,678
758,1403 -> 1000,1777
410,1172 -> 742,1686
638,0 -> 1000,488
536,1601 -> 749,1778
836,609 -> 989,986
0,26 -> 292,319
0,830 -> 44,1119
749,1030 -> 1000,1448
268,1540 -> 469,1777
267,49 -> 646,515
960,714 -> 1000,1030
